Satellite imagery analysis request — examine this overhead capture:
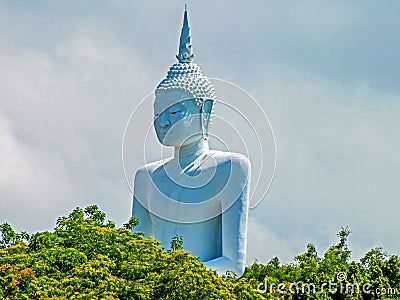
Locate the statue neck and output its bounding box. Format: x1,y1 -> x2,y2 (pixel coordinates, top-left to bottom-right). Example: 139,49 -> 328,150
174,139 -> 209,168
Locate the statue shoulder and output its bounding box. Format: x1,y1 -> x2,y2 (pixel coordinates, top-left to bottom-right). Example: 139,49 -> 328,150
134,159 -> 171,181
212,151 -> 250,172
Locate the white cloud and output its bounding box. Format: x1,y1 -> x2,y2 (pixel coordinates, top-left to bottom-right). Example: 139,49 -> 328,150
0,109 -> 80,232
249,75 -> 400,261
0,25 -> 157,232
247,216 -> 295,264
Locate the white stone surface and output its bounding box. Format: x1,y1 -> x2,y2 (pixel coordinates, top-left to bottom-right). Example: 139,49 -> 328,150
132,7 -> 250,276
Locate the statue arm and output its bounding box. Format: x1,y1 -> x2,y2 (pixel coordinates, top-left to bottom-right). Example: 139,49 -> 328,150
205,155 -> 250,276
132,169 -> 154,237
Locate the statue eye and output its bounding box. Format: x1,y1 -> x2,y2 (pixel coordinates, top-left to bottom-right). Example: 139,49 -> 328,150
170,111 -> 180,115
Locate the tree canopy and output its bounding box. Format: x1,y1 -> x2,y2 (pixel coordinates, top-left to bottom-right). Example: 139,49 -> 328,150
0,206 -> 398,299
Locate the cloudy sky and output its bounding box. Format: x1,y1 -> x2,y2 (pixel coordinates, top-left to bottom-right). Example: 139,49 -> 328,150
1,1 -> 399,265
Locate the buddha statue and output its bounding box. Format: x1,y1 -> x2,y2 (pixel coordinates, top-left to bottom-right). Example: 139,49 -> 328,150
132,7 -> 250,276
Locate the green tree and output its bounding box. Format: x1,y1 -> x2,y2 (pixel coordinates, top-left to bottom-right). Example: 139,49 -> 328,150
0,223 -> 29,248
170,234 -> 183,251
0,205 -> 262,299
123,216 -> 139,231
1,207 -> 399,299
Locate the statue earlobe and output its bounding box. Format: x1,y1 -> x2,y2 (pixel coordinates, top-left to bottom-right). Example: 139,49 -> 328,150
202,99 -> 214,115
201,99 -> 214,140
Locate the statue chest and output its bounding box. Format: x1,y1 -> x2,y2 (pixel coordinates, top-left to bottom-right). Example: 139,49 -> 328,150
148,160 -> 229,203
145,161 -> 229,223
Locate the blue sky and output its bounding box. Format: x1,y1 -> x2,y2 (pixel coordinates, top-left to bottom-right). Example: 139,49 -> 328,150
1,1 -> 399,264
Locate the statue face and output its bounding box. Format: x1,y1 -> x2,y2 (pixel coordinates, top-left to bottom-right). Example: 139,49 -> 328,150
154,90 -> 202,147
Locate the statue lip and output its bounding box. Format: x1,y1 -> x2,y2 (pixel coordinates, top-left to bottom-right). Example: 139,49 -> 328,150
158,129 -> 170,135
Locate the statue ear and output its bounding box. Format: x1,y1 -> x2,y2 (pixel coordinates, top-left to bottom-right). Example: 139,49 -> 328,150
201,99 -> 214,115
201,99 -> 214,140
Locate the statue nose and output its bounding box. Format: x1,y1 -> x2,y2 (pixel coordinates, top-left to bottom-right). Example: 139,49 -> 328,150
159,114 -> 170,128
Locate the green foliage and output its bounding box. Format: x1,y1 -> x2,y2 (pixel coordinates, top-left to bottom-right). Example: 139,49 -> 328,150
123,216 -> 139,230
0,207 -> 399,299
242,226 -> 400,299
84,205 -> 106,224
0,205 -> 260,299
0,223 -> 29,248
170,234 -> 184,251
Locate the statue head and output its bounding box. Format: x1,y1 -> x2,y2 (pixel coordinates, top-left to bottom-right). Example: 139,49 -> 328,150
154,7 -> 215,147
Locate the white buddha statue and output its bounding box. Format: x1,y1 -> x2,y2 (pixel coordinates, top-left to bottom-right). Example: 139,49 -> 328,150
132,7 -> 250,275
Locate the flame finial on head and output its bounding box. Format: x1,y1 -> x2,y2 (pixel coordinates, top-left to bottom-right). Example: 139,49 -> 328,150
156,4 -> 216,104
176,4 -> 194,63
